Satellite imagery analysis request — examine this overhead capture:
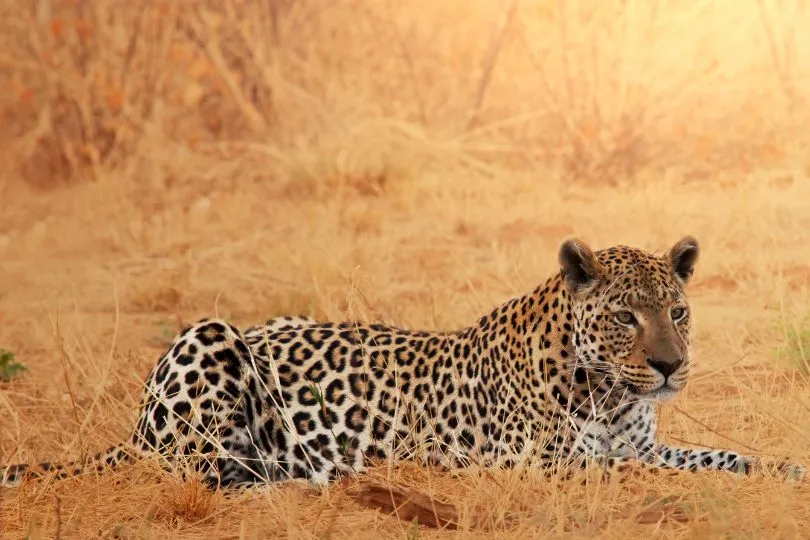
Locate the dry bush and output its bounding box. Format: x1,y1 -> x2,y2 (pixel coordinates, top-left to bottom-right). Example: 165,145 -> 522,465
3,0 -> 808,190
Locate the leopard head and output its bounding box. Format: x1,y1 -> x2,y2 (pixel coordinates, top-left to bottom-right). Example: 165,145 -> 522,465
558,236 -> 699,400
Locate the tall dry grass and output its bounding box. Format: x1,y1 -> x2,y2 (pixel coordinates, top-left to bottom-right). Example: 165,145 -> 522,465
1,0 -> 810,538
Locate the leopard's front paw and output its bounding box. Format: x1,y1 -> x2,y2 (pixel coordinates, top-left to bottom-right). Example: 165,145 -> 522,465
772,461 -> 807,481
747,457 -> 806,481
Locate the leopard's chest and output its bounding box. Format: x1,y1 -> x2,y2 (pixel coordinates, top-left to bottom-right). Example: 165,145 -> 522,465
569,401 -> 657,458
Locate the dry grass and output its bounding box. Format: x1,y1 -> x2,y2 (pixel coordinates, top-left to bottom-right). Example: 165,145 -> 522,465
2,0 -> 810,537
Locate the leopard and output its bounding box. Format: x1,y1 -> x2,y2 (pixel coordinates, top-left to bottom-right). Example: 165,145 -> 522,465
1,236 -> 806,489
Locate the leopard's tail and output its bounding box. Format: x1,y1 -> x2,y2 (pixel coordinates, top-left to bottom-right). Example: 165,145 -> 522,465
1,443 -> 135,487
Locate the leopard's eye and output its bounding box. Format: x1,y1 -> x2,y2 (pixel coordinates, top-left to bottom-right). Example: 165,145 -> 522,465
670,306 -> 687,321
615,311 -> 637,326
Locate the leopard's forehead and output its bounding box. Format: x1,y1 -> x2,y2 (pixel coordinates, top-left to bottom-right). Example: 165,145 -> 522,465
594,245 -> 683,306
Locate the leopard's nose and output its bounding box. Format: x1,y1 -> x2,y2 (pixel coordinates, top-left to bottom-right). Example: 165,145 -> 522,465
647,357 -> 683,378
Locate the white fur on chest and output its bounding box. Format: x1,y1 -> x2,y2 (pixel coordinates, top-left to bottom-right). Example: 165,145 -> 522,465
570,401 -> 656,458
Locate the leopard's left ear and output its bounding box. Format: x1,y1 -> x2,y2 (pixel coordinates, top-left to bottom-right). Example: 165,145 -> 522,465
667,236 -> 699,286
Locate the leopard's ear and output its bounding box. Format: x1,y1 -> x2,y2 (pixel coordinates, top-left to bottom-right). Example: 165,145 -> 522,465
559,238 -> 603,296
667,236 -> 700,286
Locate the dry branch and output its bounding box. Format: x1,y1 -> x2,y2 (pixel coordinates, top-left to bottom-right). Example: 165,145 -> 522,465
348,479 -> 461,529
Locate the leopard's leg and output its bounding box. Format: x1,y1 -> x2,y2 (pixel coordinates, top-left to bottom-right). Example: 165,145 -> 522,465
131,318 -> 272,489
642,444 -> 806,481
594,455 -> 681,479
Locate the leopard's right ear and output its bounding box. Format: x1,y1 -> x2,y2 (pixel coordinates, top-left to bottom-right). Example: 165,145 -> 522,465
559,238 -> 603,296
667,236 -> 700,286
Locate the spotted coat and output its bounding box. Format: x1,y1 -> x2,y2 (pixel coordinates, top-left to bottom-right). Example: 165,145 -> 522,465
1,237 -> 805,488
